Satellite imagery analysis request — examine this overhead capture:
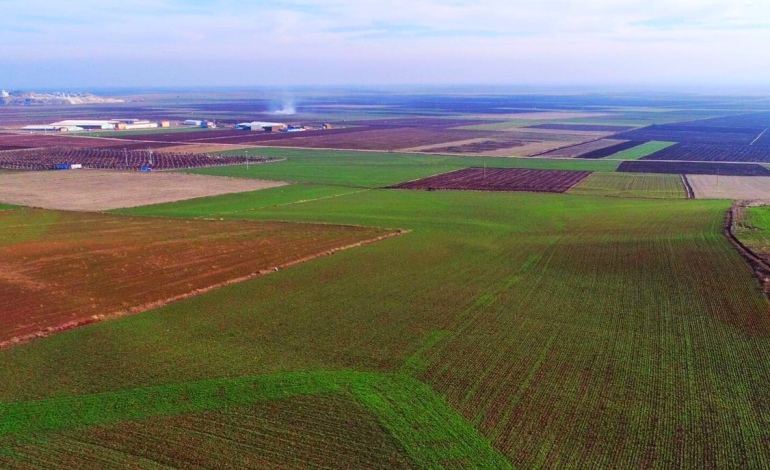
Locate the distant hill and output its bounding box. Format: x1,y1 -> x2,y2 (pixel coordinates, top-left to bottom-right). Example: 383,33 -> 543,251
0,90 -> 124,106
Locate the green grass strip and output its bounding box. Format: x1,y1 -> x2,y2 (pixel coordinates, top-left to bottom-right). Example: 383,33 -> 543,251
400,330 -> 452,376
352,374 -> 512,469
0,370 -> 511,469
606,141 -> 676,160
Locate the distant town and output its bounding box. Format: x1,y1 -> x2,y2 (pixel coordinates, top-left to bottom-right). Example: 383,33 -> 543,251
19,118 -> 332,133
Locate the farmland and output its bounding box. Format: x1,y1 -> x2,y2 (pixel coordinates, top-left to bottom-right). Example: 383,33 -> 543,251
0,171 -> 286,210
567,172 -> 686,199
5,91 -> 770,467
184,147 -> 618,188
576,140 -> 647,159
616,124 -> 763,145
0,208 -> 392,347
687,175 -> 770,200
604,140 -> 677,160
0,132 -> 129,149
539,138 -> 628,158
388,167 -> 592,193
617,160 -> 770,176
641,142 -> 770,163
0,147 -> 278,171
734,204 -> 770,259
525,123 -> 636,132
4,187 -> 769,468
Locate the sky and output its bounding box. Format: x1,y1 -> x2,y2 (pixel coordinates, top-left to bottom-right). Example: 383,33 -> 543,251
2,0 -> 770,90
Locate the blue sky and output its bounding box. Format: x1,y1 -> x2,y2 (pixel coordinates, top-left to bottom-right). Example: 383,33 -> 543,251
2,0 -> 769,89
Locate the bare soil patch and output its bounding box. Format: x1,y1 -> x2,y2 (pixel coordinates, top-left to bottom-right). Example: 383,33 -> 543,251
0,209 -> 397,348
0,171 -> 286,211
688,175 -> 770,201
541,139 -> 628,158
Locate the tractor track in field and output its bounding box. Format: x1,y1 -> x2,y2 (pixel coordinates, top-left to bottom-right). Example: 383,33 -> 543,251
681,174 -> 694,199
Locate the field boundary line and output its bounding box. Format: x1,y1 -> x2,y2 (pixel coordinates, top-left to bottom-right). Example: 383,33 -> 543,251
750,129 -> 767,146
383,167 -> 469,189
0,228 -> 407,351
220,188 -> 371,215
681,174 -> 694,199
723,202 -> 770,296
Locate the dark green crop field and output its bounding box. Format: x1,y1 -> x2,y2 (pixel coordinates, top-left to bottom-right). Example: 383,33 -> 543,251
2,144 -> 770,467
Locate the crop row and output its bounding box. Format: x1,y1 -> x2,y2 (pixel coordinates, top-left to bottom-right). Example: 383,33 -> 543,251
389,167 -> 592,192
527,123 -> 635,132
0,146 -> 278,170
616,125 -> 761,145
577,140 -> 647,159
617,160 -> 770,176
672,112 -> 770,130
641,143 -> 770,163
567,172 -> 686,199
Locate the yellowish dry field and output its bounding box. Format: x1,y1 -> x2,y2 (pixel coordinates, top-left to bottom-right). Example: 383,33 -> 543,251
0,170 -> 286,211
688,175 -> 770,201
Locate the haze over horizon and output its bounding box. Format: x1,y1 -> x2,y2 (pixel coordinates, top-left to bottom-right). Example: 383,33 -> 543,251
2,0 -> 769,91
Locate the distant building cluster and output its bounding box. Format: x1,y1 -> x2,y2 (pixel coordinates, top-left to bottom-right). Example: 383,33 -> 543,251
22,119 -> 171,132
233,121 -> 332,132
18,117 -> 333,133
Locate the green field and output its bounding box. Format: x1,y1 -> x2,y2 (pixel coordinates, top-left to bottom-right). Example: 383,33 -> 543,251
183,147 -> 618,187
567,172 -> 686,199
2,169 -> 769,467
604,140 -> 677,160
734,204 -> 770,255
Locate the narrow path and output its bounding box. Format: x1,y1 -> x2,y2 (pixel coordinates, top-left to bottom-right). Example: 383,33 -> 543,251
681,174 -> 694,199
723,202 -> 770,295
750,129 -> 767,146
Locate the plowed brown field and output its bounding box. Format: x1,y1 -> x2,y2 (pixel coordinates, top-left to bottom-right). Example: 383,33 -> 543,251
389,167 -> 592,193
0,210 -> 395,347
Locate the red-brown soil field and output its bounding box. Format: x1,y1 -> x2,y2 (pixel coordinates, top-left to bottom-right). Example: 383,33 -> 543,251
0,147 -> 278,171
389,167 -> 592,192
204,127 -> 500,151
0,210 -> 395,347
0,133 -> 128,149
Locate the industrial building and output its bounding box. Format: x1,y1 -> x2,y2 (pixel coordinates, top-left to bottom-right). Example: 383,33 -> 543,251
183,120 -> 216,128
21,118 -> 175,132
21,125 -> 84,132
234,121 -> 288,132
109,119 -> 158,130
50,120 -> 113,130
